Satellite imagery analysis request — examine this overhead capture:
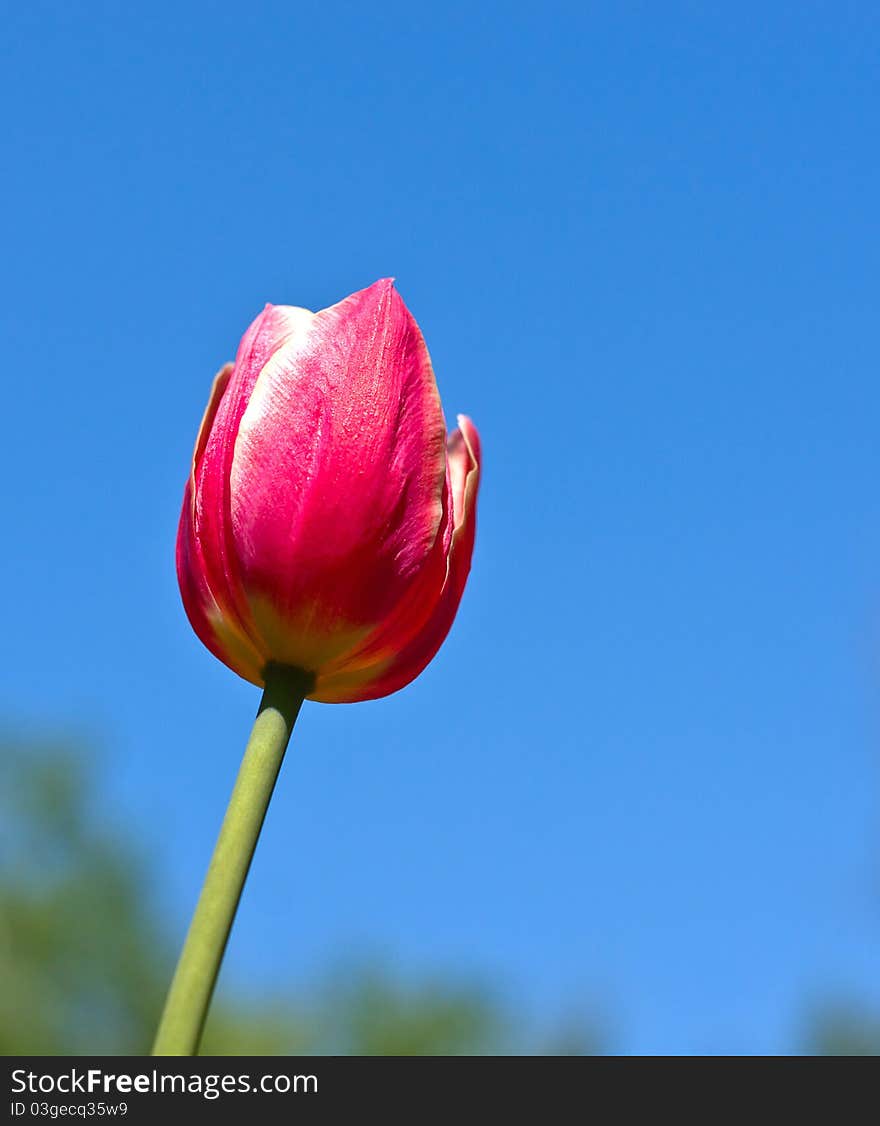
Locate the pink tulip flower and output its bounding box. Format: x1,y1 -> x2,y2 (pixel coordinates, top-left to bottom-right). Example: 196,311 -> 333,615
176,279 -> 480,703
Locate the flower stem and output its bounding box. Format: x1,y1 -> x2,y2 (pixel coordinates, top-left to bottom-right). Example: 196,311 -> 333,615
152,662 -> 312,1056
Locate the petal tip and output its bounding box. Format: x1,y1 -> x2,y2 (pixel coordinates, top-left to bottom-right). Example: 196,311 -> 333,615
454,415 -> 481,464
365,277 -> 399,302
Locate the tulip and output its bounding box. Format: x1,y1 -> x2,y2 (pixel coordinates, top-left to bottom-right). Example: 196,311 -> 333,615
155,280 -> 480,1056
176,278 -> 480,702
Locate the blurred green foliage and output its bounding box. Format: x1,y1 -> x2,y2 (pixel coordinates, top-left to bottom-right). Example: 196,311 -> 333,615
802,1004 -> 880,1057
3,738 -> 876,1056
0,739 -> 601,1056
0,742 -> 162,1054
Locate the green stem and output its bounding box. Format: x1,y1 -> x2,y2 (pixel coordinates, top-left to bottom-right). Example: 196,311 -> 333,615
152,662 -> 312,1056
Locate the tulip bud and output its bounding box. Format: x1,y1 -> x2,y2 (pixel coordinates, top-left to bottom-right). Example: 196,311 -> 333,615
176,279 -> 480,703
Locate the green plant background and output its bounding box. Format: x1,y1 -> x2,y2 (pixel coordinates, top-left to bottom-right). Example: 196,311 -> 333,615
2,738 -> 876,1056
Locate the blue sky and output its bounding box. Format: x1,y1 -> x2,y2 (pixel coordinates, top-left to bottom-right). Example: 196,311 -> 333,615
2,2 -> 879,1053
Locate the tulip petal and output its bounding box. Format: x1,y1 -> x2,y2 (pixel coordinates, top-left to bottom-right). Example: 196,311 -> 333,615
311,415 -> 480,702
228,279 -> 450,671
189,306 -> 314,671
176,363 -> 266,682
177,481 -> 266,684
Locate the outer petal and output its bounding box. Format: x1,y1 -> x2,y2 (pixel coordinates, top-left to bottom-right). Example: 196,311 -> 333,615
177,488 -> 266,684
176,362 -> 268,682
227,279 -> 450,672
191,305 -> 314,660
311,416 -> 480,702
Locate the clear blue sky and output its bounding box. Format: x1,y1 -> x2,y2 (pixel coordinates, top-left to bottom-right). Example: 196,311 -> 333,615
2,2 -> 879,1054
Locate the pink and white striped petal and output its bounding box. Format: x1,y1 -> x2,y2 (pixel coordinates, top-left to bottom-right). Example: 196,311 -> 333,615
227,280 -> 451,670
